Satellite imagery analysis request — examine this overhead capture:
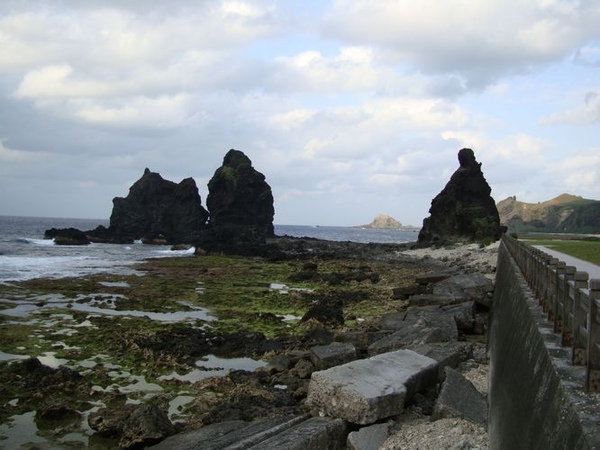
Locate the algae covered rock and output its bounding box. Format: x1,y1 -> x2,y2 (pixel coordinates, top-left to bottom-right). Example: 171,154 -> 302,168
204,149 -> 274,249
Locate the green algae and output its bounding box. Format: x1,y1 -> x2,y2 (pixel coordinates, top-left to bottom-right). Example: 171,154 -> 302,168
0,250 -> 431,447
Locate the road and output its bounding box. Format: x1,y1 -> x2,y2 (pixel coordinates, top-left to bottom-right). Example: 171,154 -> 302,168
534,246 -> 600,281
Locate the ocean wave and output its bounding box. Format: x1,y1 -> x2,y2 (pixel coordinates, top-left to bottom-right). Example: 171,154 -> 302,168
15,237 -> 55,246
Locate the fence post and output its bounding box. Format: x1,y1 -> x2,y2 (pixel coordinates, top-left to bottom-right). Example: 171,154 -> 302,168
560,266 -> 576,344
586,279 -> 600,392
543,258 -> 559,315
572,271 -> 590,366
551,261 -> 566,328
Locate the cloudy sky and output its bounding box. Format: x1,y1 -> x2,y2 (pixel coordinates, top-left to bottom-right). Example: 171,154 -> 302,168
1,0 -> 599,226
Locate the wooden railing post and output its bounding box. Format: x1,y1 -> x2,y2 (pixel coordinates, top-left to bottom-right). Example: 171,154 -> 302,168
586,279 -> 600,392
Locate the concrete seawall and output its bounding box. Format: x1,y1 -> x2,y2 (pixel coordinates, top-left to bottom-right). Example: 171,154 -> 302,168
489,243 -> 600,449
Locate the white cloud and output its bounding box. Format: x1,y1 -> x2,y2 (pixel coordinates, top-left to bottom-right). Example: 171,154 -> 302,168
548,150 -> 600,195
541,90 -> 600,125
322,0 -> 600,88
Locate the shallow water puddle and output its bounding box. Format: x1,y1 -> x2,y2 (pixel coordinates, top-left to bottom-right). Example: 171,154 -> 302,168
159,354 -> 267,383
168,395 -> 196,422
0,411 -> 47,448
0,292 -> 216,322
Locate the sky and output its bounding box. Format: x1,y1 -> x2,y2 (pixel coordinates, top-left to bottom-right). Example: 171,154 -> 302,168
1,0 -> 599,227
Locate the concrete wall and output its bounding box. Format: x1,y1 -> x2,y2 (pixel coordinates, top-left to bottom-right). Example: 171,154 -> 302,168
489,243 -> 600,450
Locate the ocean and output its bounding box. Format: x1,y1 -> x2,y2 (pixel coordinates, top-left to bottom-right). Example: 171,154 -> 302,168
0,216 -> 419,283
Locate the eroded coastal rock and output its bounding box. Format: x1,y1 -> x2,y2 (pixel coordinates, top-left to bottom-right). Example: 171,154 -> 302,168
44,149 -> 275,249
105,168 -> 209,244
202,149 -> 275,251
418,148 -> 505,245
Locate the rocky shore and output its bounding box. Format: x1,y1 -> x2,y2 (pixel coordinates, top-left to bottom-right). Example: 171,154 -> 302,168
0,237 -> 498,449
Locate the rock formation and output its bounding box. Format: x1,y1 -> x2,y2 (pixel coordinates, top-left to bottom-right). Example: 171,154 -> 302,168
104,168 -> 209,244
203,149 -> 274,249
418,148 -> 504,244
45,149 -> 274,250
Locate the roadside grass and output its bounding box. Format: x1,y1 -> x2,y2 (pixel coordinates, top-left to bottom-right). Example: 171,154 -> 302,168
522,238 -> 600,265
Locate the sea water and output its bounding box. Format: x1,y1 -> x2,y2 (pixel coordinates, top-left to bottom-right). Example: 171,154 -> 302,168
0,216 -> 418,282
0,216 -> 194,282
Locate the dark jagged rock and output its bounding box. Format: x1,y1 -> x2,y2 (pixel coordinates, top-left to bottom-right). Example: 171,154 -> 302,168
105,168 -> 209,244
202,149 -> 275,251
418,148 -> 505,244
44,227 -> 90,245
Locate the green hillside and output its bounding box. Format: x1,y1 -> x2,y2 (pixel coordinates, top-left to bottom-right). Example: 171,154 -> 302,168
497,194 -> 600,234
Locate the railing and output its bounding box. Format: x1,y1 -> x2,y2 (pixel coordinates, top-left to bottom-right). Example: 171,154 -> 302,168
502,234 -> 600,392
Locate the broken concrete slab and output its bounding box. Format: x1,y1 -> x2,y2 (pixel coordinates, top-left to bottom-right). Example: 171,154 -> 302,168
407,294 -> 462,307
433,366 -> 488,427
432,272 -> 494,308
368,325 -> 444,356
246,416 -> 347,450
405,341 -> 473,378
404,306 -> 459,341
415,271 -> 455,285
442,301 -> 476,333
347,423 -> 389,450
379,312 -> 407,331
310,341 -> 357,370
306,349 -> 438,425
333,331 -> 392,352
149,414 -> 347,450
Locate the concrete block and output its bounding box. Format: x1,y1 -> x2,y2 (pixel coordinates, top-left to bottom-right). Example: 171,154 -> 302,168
433,366 -> 487,427
306,349 -> 438,425
310,341 -> 357,370
347,423 -> 389,450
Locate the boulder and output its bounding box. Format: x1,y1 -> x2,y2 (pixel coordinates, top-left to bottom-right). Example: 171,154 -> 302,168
89,403 -> 174,449
306,349 -> 438,424
106,168 -> 209,244
204,149 -> 274,250
418,148 -> 505,244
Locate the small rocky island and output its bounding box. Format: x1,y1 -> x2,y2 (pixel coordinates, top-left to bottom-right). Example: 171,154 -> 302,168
359,214 -> 402,229
418,148 -> 505,245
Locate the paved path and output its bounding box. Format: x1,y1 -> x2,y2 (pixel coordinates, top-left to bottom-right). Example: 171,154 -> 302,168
534,246 -> 600,281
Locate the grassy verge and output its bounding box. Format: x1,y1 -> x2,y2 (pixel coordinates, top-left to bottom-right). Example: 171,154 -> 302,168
522,238 -> 600,265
